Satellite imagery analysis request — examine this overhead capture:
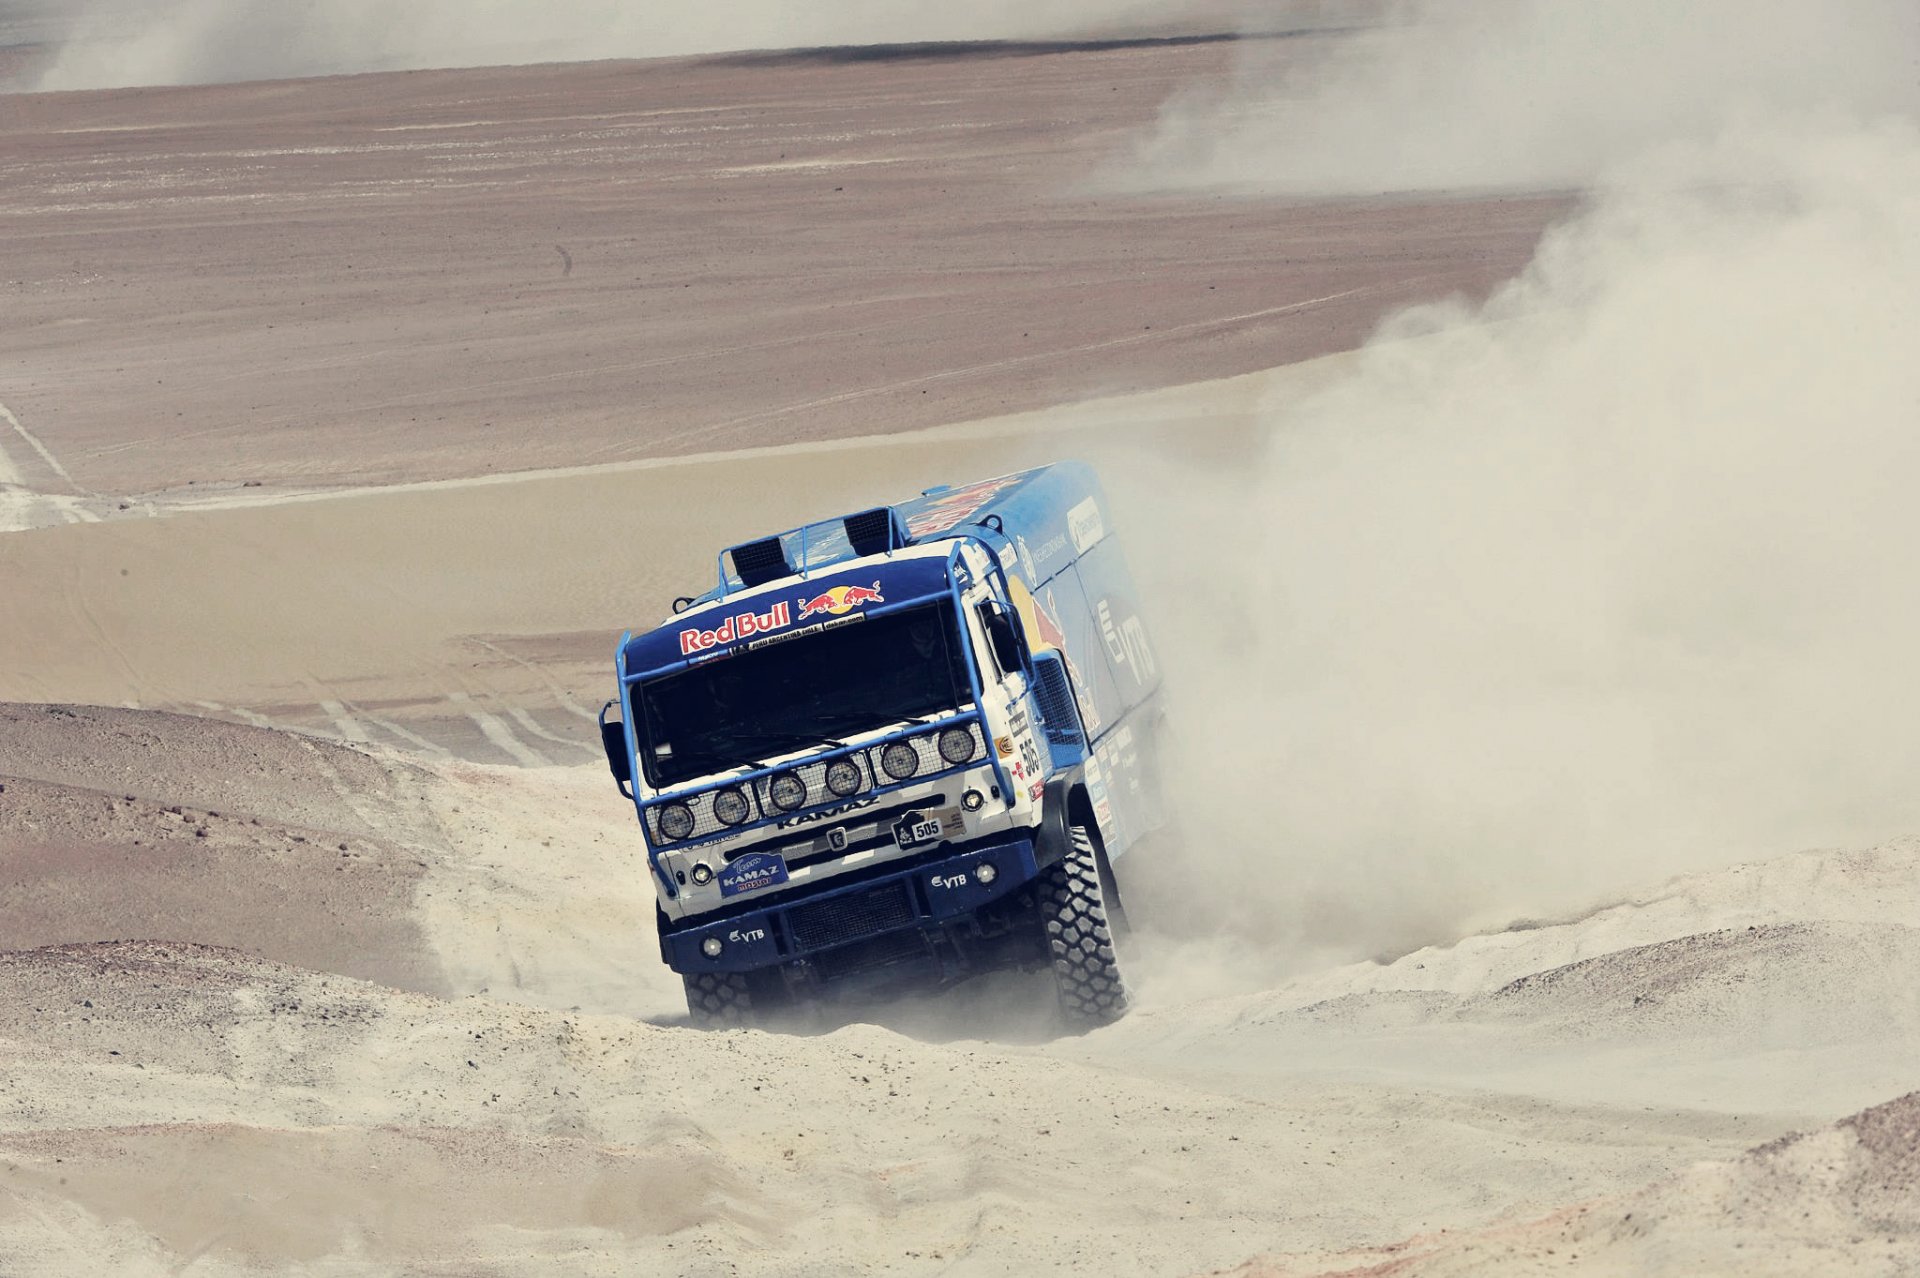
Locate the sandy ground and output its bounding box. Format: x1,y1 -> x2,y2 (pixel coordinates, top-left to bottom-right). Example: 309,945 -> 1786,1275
4,355 -> 1917,1273
2,708 -> 1915,1274
2,32 -> 1916,1278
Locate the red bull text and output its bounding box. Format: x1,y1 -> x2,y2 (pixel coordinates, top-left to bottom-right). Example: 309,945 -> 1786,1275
679,601 -> 792,655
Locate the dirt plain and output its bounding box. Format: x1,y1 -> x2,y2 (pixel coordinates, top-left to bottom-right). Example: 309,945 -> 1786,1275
1,32 -> 1562,497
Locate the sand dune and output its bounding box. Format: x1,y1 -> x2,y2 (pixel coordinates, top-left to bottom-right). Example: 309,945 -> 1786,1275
3,699 -> 1915,1271
1225,1090 -> 1920,1276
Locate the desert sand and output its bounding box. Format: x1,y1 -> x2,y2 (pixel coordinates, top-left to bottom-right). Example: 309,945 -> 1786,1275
3,22 -> 1917,1278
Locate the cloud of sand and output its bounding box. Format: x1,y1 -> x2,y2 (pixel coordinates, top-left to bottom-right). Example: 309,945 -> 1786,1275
1133,0 -> 1920,195
1107,9 -> 1920,975
25,0 -> 1207,91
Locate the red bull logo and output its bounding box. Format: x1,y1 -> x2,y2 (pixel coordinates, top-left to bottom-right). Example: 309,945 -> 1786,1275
796,581 -> 885,620
679,601 -> 792,655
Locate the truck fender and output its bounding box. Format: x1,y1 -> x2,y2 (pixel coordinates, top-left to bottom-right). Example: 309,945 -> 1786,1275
1033,767 -> 1085,871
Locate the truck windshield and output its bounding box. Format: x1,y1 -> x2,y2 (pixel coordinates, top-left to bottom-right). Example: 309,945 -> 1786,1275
636,602 -> 974,788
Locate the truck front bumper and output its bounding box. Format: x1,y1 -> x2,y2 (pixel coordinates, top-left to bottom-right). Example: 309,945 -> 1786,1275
660,834 -> 1040,975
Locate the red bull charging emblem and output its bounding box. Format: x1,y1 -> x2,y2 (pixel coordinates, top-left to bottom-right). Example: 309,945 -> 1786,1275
796,581 -> 884,620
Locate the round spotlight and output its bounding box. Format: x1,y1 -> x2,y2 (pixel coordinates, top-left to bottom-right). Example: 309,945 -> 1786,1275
701,936 -> 724,958
975,862 -> 997,884
657,802 -> 696,842
961,789 -> 985,812
769,771 -> 808,812
690,862 -> 715,885
825,757 -> 862,797
880,740 -> 920,781
937,726 -> 977,765
712,787 -> 751,827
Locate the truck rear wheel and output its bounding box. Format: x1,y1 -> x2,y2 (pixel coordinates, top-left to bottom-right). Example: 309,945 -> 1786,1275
684,970 -> 752,1028
1040,825 -> 1129,1028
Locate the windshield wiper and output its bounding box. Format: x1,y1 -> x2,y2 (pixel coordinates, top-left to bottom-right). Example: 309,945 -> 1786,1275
839,703 -> 949,733
727,728 -> 849,755
656,746 -> 761,778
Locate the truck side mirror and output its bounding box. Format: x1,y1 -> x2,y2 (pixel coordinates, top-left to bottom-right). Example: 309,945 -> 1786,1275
979,602 -> 1026,676
598,700 -> 634,797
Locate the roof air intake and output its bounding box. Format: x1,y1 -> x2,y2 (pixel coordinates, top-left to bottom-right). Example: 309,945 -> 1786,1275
844,507 -> 910,558
729,536 -> 793,588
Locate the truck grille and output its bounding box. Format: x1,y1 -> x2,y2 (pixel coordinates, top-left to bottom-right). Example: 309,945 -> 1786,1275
787,882 -> 915,951
816,929 -> 930,980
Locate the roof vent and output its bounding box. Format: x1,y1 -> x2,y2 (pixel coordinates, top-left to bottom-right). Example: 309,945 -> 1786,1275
844,507 -> 911,558
729,536 -> 792,588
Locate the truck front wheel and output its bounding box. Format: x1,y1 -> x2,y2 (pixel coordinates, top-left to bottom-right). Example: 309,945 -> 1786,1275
684,970 -> 752,1028
1039,825 -> 1129,1027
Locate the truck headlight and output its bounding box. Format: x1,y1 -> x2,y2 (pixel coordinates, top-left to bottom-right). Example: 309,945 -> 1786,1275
825,758 -> 862,797
880,740 -> 919,781
701,936 -> 723,958
938,726 -> 977,765
769,771 -> 808,811
690,862 -> 715,885
657,802 -> 696,842
712,787 -> 751,826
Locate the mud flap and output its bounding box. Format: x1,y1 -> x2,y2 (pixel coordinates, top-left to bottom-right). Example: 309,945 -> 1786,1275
1034,766 -> 1084,871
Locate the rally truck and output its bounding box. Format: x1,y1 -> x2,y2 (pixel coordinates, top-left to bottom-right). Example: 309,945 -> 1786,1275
599,462 -> 1165,1028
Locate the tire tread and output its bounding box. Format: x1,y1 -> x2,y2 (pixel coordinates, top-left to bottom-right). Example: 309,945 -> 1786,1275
1039,826 -> 1130,1028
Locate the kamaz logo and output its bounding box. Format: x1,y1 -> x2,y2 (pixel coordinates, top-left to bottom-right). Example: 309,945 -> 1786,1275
776,796 -> 877,828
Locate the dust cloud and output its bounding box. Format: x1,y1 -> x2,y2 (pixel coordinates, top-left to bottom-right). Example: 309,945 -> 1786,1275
1135,0 -> 1920,195
23,0 -> 1208,91
1110,5 -> 1920,977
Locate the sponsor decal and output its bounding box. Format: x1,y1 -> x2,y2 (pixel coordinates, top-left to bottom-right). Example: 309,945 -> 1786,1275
1036,589 -> 1101,736
776,796 -> 877,828
1006,707 -> 1030,735
826,827 -> 849,853
1067,497 -> 1104,553
746,612 -> 865,651
931,870 -> 970,890
1019,730 -> 1042,779
892,809 -> 960,850
797,581 -> 884,620
679,601 -> 792,656
728,925 -> 767,944
1099,597 -> 1158,683
995,735 -> 1015,758
1024,532 -> 1068,575
718,851 -> 789,898
1028,780 -> 1045,801
905,475 -> 1024,538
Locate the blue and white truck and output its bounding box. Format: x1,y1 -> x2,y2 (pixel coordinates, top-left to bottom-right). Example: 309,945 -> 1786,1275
600,462 -> 1165,1027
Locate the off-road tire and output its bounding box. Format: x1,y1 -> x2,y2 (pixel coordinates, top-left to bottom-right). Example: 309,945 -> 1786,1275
1039,825 -> 1129,1028
684,970 -> 752,1028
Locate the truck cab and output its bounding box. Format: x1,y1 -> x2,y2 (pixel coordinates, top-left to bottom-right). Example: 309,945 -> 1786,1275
601,462 -> 1163,1027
